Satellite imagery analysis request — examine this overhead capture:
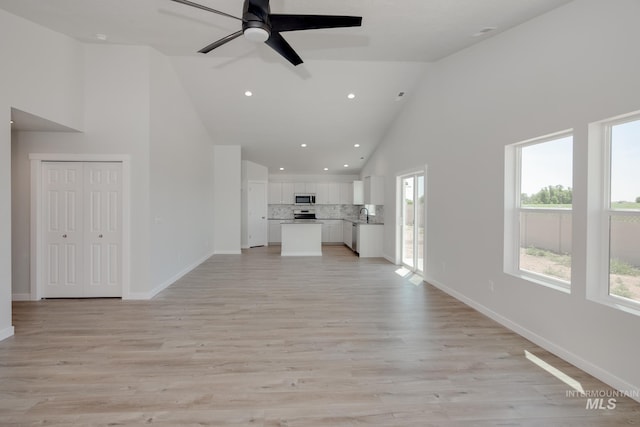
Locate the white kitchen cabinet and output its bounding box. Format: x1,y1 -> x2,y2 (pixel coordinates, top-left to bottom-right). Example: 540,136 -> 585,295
327,182 -> 340,204
268,182 -> 282,204
293,182 -> 305,194
306,183 -> 317,194
268,220 -> 282,243
357,224 -> 384,258
339,182 -> 353,205
281,182 -> 294,204
315,182 -> 328,204
321,220 -> 342,243
353,180 -> 364,205
343,220 -> 353,248
363,176 -> 384,205
269,182 -> 295,204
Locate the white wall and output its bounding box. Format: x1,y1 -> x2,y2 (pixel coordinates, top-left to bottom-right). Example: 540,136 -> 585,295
148,49 -> 216,296
213,146 -> 241,254
3,8 -> 220,312
10,44 -> 153,299
363,0 -> 640,394
1,9 -> 85,339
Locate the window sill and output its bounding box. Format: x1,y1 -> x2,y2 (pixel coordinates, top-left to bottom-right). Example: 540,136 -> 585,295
507,270 -> 571,294
587,294 -> 640,317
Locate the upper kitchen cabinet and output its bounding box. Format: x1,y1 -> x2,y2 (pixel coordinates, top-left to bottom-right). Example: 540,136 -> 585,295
294,182 -> 316,194
268,182 -> 294,204
363,176 -> 384,205
339,182 -> 353,205
353,180 -> 364,205
315,182 -> 328,204
315,182 -> 341,205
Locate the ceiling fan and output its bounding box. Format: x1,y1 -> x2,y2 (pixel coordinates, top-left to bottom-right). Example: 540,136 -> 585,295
171,0 -> 362,66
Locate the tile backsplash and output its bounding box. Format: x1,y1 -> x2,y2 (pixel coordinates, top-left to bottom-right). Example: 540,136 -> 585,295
269,204 -> 384,223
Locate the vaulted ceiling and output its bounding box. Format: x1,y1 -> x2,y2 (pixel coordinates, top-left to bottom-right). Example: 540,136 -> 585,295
1,0 -> 572,174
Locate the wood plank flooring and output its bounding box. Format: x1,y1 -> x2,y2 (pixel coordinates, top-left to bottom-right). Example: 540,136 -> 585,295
1,245 -> 638,426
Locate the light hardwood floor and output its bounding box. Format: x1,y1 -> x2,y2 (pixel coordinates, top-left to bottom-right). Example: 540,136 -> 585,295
1,245 -> 638,426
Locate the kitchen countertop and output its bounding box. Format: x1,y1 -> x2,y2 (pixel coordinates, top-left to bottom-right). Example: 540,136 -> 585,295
280,220 -> 324,224
269,217 -> 383,225
341,219 -> 384,225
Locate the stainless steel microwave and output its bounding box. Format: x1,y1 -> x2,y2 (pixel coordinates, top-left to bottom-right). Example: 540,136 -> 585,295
295,193 -> 316,205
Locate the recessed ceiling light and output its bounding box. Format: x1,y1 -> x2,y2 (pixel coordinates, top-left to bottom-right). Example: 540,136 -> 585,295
279,167 -> 284,171
324,168 -> 329,171
301,143 -> 307,148
347,93 -> 356,100
472,27 -> 497,37
344,164 -> 349,168
96,33 -> 108,41
10,120 -> 14,124
245,91 -> 253,97
354,144 -> 360,148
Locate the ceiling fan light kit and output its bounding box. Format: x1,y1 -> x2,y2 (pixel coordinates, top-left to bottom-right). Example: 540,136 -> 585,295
171,0 -> 362,66
244,27 -> 270,43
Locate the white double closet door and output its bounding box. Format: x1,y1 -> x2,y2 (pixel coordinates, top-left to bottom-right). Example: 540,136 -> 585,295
42,162 -> 123,298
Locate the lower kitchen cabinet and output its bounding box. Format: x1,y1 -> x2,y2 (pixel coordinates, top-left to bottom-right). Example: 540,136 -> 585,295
343,220 -> 353,248
357,224 -> 384,258
268,220 -> 282,243
321,220 -> 343,243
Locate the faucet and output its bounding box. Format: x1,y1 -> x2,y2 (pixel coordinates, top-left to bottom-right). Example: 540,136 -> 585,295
360,207 -> 369,223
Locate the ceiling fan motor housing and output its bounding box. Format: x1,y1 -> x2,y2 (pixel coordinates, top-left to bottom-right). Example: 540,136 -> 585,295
243,0 -> 271,42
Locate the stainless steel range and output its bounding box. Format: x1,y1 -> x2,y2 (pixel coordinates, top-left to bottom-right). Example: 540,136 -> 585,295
293,209 -> 316,221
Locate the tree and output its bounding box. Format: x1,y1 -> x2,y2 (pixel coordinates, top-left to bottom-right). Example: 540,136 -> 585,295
523,185 -> 572,205
636,196 -> 640,203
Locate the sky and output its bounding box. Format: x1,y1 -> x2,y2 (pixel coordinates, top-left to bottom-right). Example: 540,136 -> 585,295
521,135 -> 573,197
611,119 -> 640,202
520,123 -> 640,203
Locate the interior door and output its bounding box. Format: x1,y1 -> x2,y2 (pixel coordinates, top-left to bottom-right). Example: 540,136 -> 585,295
84,163 -> 122,297
42,162 -> 122,298
248,181 -> 268,247
42,162 -> 84,298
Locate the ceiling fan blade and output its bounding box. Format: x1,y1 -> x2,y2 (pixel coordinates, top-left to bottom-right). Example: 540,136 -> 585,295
170,0 -> 242,21
199,30 -> 244,54
270,14 -> 362,32
265,32 -> 303,66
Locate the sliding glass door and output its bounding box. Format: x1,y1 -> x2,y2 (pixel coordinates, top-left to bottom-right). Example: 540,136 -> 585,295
400,173 -> 425,273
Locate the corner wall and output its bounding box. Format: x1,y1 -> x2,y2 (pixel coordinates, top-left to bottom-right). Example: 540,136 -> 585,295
0,9 -> 85,339
213,146 -> 242,254
148,49 -> 216,296
363,0 -> 640,394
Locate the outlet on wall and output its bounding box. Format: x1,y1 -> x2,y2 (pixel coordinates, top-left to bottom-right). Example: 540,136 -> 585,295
488,280 -> 495,292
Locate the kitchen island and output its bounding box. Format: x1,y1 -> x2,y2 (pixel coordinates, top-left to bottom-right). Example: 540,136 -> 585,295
281,221 -> 323,256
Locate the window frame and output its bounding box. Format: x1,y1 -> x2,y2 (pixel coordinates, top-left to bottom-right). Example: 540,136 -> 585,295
504,130 -> 574,292
588,113 -> 640,315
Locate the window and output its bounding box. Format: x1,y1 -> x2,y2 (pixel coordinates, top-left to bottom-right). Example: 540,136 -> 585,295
505,131 -> 573,290
602,115 -> 640,308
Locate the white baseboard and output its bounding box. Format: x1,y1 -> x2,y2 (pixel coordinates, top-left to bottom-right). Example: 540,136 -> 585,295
383,254 -> 395,264
125,251 -> 214,300
425,276 -> 640,403
12,293 -> 31,301
213,250 -> 243,255
0,325 -> 15,342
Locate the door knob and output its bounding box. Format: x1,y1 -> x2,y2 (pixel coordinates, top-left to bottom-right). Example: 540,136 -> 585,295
98,234 -> 103,238
62,234 -> 67,238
